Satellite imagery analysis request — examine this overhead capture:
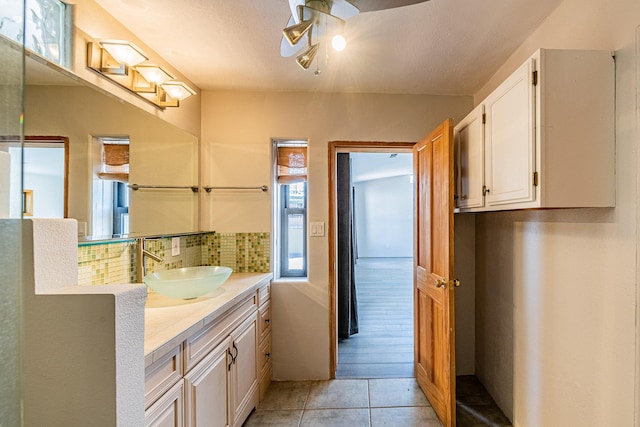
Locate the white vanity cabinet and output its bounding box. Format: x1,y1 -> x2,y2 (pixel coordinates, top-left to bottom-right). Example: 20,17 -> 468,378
183,312 -> 258,427
257,283 -> 272,401
143,275 -> 272,427
455,48 -> 615,212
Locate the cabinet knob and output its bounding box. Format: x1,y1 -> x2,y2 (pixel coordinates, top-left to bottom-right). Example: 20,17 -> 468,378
265,352 -> 271,358
482,186 -> 490,196
265,318 -> 270,324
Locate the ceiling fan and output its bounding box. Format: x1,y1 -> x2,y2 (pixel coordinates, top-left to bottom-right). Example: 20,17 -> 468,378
281,0 -> 430,72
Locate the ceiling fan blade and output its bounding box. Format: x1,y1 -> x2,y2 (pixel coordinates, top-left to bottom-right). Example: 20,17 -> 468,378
280,15 -> 307,57
347,0 -> 429,13
288,0 -> 305,22
330,0 -> 360,20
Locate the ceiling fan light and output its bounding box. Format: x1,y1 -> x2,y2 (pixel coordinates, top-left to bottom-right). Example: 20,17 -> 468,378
283,19 -> 314,46
332,34 -> 346,51
296,43 -> 319,70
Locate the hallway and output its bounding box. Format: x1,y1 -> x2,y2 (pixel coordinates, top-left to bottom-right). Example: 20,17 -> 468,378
337,257 -> 414,378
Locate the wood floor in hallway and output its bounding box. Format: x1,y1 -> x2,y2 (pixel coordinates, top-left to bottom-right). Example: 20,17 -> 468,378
337,257 -> 414,379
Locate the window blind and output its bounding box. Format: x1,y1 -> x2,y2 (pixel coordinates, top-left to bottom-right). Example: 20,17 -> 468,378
277,146 -> 307,183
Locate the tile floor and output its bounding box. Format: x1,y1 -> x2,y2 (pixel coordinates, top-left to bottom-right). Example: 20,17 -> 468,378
243,378 -> 443,427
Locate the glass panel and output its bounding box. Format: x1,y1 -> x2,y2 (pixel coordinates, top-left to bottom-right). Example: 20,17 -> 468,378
0,0 -> 68,65
286,213 -> 304,270
288,182 -> 306,208
0,0 -> 24,424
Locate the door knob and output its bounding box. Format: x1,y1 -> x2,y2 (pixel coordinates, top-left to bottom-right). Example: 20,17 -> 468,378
453,279 -> 461,287
435,278 -> 447,288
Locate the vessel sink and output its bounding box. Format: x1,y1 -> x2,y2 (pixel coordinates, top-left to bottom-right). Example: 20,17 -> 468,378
144,266 -> 232,299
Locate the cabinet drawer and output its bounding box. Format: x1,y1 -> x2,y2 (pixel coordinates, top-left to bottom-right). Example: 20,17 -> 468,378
258,331 -> 272,378
258,282 -> 270,307
258,300 -> 271,342
184,295 -> 256,372
145,345 -> 183,410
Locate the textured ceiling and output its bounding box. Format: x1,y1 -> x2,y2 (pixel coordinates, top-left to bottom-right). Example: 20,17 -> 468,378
94,0 -> 563,95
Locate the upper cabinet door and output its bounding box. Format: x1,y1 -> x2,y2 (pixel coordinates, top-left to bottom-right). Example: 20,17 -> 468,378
484,57 -> 536,207
454,104 -> 485,209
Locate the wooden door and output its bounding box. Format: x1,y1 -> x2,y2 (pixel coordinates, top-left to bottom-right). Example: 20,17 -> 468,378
414,118 -> 456,427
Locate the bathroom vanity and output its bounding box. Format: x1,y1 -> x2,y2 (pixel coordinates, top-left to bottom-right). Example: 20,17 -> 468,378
144,273 -> 272,427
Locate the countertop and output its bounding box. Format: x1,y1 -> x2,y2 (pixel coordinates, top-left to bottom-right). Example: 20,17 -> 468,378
144,272 -> 272,366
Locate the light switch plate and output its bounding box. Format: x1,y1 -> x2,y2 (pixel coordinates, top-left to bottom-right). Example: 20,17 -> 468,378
171,237 -> 180,256
310,222 -> 325,237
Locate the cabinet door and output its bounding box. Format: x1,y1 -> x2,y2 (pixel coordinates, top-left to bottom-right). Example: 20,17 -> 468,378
184,337 -> 231,427
145,379 -> 185,427
484,57 -> 536,206
454,104 -> 484,209
229,314 -> 258,426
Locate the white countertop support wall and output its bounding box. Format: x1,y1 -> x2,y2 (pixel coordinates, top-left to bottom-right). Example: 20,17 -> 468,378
22,219 -> 146,427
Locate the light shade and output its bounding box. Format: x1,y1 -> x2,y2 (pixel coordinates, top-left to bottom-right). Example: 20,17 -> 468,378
161,81 -> 196,101
283,19 -> 314,46
296,43 -> 319,69
99,40 -> 148,66
135,64 -> 174,84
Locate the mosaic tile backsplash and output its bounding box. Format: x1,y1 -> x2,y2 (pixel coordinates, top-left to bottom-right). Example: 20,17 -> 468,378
78,232 -> 270,286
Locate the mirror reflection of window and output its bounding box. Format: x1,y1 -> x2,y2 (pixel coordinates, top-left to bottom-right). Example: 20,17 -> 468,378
92,137 -> 130,237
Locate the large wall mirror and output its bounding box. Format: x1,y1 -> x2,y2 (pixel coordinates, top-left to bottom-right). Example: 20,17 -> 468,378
0,39 -> 199,240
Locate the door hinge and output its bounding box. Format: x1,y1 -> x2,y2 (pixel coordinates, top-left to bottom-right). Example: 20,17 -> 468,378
533,171 -> 539,187
482,113 -> 486,124
532,70 -> 538,86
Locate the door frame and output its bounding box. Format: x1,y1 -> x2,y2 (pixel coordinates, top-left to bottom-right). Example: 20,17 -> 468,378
327,140 -> 415,377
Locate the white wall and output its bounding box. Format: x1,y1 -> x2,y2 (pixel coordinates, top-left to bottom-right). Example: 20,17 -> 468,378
353,174 -> 413,258
472,0 -> 639,425
201,91 -> 473,379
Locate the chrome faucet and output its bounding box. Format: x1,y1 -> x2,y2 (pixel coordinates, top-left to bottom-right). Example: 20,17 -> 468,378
136,237 -> 164,283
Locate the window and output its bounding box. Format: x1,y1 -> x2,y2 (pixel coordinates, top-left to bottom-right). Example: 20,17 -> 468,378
274,141 -> 308,277
0,0 -> 72,67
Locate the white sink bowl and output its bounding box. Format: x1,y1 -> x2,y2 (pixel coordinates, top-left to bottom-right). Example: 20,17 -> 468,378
144,266 -> 232,299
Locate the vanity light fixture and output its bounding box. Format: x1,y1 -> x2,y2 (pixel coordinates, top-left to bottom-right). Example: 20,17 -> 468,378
132,65 -> 174,93
88,39 -> 148,75
161,81 -> 196,101
156,81 -> 196,107
87,38 -> 196,109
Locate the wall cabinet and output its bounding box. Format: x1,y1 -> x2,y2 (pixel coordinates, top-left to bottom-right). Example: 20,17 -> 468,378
455,104 -> 485,209
144,283 -> 271,427
455,48 -> 615,211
